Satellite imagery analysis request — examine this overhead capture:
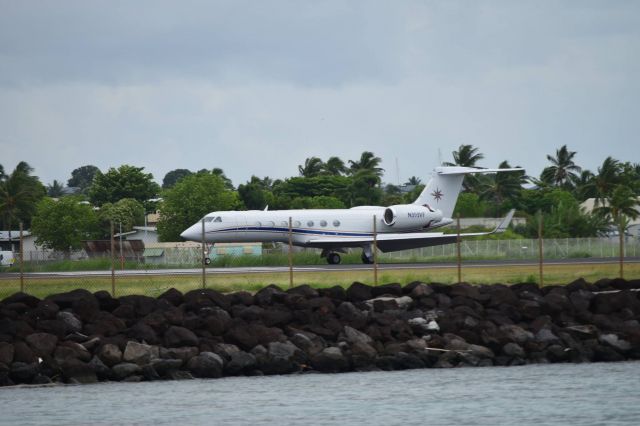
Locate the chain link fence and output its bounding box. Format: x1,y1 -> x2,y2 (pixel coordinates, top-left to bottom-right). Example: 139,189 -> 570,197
1,236 -> 638,299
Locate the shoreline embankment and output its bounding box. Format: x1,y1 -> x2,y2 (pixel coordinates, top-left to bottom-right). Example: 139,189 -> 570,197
1,278 -> 639,386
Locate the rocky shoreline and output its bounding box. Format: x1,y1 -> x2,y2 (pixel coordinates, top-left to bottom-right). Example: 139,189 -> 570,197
1,278 -> 639,386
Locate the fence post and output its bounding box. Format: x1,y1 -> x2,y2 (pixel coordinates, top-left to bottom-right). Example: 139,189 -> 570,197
288,217 -> 293,289
373,215 -> 378,286
119,222 -> 124,270
456,213 -> 461,283
538,211 -> 544,287
619,215 -> 624,279
110,221 -> 115,297
19,222 -> 24,293
201,218 -> 206,289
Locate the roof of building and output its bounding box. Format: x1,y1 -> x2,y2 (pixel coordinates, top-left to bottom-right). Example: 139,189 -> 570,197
0,231 -> 32,240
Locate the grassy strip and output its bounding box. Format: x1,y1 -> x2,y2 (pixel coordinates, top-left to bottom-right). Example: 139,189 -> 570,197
1,263 -> 638,299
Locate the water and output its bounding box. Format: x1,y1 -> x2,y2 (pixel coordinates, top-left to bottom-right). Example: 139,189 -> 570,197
2,362 -> 639,425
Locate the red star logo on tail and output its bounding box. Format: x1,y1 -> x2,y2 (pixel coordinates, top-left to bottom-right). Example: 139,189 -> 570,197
431,188 -> 443,202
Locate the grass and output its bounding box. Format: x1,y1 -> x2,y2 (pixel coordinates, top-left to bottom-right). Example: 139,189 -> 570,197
1,262 -> 638,299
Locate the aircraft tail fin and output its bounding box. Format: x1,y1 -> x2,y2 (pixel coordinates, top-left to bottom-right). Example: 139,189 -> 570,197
413,167 -> 524,218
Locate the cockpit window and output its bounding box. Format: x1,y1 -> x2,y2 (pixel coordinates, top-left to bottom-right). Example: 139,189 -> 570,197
204,217 -> 214,223
214,217 -> 222,223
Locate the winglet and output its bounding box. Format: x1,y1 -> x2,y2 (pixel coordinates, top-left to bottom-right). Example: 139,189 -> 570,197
493,209 -> 515,233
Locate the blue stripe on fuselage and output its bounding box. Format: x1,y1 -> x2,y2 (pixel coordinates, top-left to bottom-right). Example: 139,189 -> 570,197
206,227 -> 372,238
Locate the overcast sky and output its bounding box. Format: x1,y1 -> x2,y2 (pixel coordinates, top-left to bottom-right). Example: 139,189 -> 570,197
1,1 -> 639,188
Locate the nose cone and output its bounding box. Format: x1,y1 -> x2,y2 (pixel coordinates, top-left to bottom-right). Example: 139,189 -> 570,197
180,225 -> 199,241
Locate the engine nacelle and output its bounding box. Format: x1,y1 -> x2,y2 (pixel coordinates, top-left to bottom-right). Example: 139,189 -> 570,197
383,205 -> 443,230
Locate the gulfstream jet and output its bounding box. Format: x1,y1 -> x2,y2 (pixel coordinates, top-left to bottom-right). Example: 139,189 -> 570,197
180,166 -> 522,264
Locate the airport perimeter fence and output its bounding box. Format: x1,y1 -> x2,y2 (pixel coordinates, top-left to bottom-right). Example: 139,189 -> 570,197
1,235 -> 638,300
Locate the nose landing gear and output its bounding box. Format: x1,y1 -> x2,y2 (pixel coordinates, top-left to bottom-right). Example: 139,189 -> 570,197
327,252 -> 341,265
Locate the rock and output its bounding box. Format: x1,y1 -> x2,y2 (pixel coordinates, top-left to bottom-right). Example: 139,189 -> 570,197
159,346 -> 199,362
167,370 -> 194,380
350,341 -> 378,368
10,362 -> 39,383
158,288 -> 184,306
261,341 -> 304,375
26,333 -> 58,357
54,341 -> 92,363
502,342 -> 525,358
343,326 -> 373,345
151,358 -> 184,376
392,352 -> 425,370
224,324 -> 258,350
317,286 -> 347,301
335,302 -> 367,328
36,319 -> 66,338
599,334 -> 631,352
98,344 -> 123,367
2,292 -> 40,307
409,283 -> 434,298
499,325 -> 533,344
253,285 -> 286,306
118,295 -> 158,317
141,364 -> 161,381
225,351 -> 257,375
94,290 -> 119,312
57,311 -> 83,334
129,322 -> 159,344
35,300 -> 60,320
12,341 -> 37,364
287,284 -> 319,298
165,326 -> 199,347
112,362 -> 142,380
85,312 -> 126,336
203,308 -> 231,335
261,308 -> 293,328
31,374 -> 52,385
88,355 -> 112,380
187,352 -> 223,378
228,291 -> 254,306
0,342 -> 14,365
290,331 -> 325,357
123,341 -> 158,365
210,343 -> 240,362
346,282 -> 373,303
535,329 -> 560,346
311,347 -> 348,373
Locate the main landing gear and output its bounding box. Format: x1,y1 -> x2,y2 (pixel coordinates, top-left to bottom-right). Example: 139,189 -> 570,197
361,245 -> 374,264
322,249 -> 343,265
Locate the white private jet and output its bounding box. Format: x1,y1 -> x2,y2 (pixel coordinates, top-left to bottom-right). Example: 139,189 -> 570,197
180,166 -> 522,264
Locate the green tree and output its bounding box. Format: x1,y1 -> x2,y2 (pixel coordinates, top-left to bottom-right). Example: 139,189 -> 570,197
162,169 -> 192,189
444,144 -> 484,191
290,196 -> 346,209
444,144 -> 484,167
348,151 -> 384,181
88,165 -> 160,207
157,172 -> 241,241
98,198 -> 145,237
31,197 -> 100,257
0,162 -> 46,236
47,180 -> 65,197
453,193 -> 490,217
406,176 -> 422,185
479,161 -> 526,215
211,168 -> 234,190
540,145 -> 581,189
298,157 -> 324,178
322,157 -> 347,176
238,176 -> 275,210
67,165 -> 100,193
595,185 -> 640,236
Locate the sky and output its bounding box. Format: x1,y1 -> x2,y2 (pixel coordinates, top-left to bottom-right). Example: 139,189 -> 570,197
1,0 -> 639,188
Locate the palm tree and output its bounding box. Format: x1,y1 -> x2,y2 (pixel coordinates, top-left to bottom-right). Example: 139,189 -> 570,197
571,170 -> 596,201
322,156 -> 346,176
47,180 -> 65,197
444,144 -> 484,167
540,145 -> 581,188
595,184 -> 640,277
0,161 -> 45,243
479,161 -> 525,215
587,157 -> 622,208
348,152 -> 384,180
444,145 -> 484,192
406,176 -> 422,186
298,157 -> 324,178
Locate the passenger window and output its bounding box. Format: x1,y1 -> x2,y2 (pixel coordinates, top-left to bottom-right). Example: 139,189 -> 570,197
333,220 -> 341,227
307,220 -> 314,227
281,221 -> 288,227
294,221 -> 301,227
320,220 -> 327,227
255,221 -> 262,227
266,221 -> 275,227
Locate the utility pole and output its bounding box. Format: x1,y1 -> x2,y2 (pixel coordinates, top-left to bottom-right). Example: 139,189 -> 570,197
110,221 -> 115,297
288,217 -> 293,288
373,215 -> 378,286
456,214 -> 461,283
538,211 -> 544,287
19,222 -> 24,293
201,218 -> 206,289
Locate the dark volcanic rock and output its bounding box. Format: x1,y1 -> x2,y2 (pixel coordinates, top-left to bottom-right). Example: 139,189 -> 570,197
346,282 -> 373,302
311,347 -> 348,372
25,332 -> 58,357
158,288 -> 184,306
187,352 -> 223,378
165,326 -> 199,347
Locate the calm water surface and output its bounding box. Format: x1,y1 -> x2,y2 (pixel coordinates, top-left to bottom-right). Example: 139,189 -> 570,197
2,362 -> 639,425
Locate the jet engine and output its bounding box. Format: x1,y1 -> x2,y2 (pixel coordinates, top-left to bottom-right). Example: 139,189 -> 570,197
382,205 -> 443,230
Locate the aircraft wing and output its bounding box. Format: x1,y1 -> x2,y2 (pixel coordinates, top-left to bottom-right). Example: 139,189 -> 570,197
305,209 -> 515,252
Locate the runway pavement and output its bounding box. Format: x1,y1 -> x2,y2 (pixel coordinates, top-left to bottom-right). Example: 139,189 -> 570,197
1,257 -> 638,279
